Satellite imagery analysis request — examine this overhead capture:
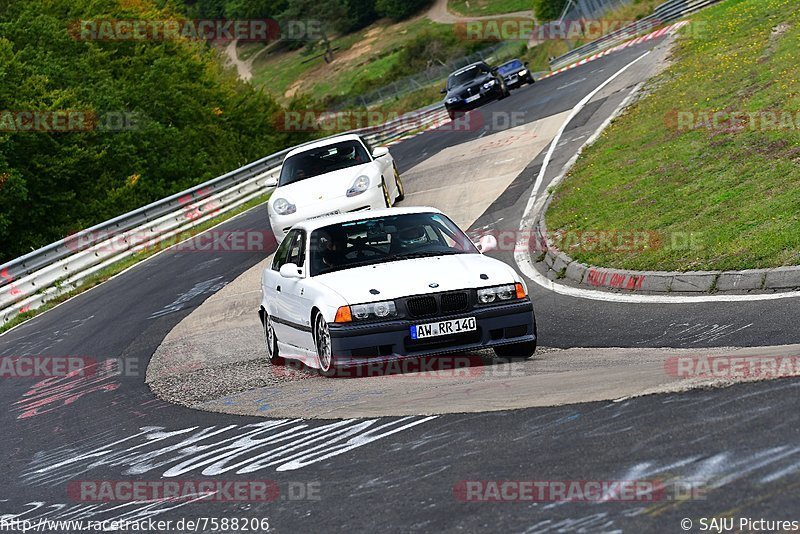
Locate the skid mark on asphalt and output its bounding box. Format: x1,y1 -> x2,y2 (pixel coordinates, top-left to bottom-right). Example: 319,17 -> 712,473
635,323 -> 754,346
149,276 -> 227,319
23,417 -> 437,485
0,315 -> 95,357
12,361 -> 120,420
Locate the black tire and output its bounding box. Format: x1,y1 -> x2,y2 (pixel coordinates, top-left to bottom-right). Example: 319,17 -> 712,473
498,82 -> 510,99
263,311 -> 284,365
493,339 -> 537,361
393,163 -> 405,202
527,75 -> 535,85
313,313 -> 337,377
381,179 -> 392,208
448,109 -> 456,121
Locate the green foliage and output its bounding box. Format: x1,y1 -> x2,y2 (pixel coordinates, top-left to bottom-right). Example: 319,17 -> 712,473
532,0 -> 567,20
0,0 -> 311,262
375,0 -> 433,21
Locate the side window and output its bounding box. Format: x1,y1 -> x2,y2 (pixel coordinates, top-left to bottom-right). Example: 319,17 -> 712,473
272,230 -> 297,271
286,230 -> 306,268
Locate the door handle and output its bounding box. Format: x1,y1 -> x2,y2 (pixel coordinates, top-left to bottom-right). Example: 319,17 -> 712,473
276,285 -> 281,292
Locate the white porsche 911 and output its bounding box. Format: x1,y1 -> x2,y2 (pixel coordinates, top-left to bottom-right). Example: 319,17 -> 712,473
258,207 -> 537,374
265,133 -> 404,241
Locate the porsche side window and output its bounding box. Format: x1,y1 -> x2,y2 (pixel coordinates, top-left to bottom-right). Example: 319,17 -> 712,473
272,230 -> 297,271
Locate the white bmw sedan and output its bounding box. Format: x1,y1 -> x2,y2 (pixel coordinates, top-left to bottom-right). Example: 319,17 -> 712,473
259,207 -> 537,374
266,134 -> 404,241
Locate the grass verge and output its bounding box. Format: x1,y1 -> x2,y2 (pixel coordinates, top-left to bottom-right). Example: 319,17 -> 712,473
0,193 -> 272,336
545,0 -> 800,272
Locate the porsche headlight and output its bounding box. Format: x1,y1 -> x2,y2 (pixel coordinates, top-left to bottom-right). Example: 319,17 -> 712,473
273,198 -> 296,215
346,175 -> 371,197
351,300 -> 398,320
477,284 -> 523,304
482,79 -> 497,89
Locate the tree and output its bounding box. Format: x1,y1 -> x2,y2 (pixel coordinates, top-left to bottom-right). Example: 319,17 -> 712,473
533,0 -> 568,21
374,0 -> 432,21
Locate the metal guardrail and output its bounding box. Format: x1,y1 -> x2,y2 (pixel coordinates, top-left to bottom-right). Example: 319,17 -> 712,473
0,103 -> 447,325
549,0 -> 722,70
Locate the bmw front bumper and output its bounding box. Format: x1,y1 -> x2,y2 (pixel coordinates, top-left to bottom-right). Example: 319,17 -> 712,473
328,299 -> 536,367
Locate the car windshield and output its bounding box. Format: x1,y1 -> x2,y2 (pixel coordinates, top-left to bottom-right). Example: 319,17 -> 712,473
309,212 -> 478,276
498,60 -> 523,75
447,66 -> 485,89
279,140 -> 370,186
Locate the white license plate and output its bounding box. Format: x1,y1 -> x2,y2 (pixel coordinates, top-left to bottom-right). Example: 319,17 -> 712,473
308,209 -> 340,220
465,94 -> 481,103
411,317 -> 477,340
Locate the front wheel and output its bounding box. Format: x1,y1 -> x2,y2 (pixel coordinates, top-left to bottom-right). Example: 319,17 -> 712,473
527,75 -> 535,85
382,179 -> 392,208
314,313 -> 335,375
393,163 -> 405,202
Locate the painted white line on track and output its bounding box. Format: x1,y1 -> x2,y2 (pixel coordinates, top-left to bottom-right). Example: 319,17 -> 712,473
515,52 -> 800,304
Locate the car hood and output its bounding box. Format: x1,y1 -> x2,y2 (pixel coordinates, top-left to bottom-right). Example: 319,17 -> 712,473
314,253 -> 520,304
273,162 -> 378,207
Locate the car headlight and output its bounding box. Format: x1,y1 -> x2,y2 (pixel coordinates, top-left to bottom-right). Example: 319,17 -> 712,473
482,79 -> 497,89
519,68 -> 528,75
273,198 -> 296,215
350,300 -> 398,320
477,283 -> 526,304
346,175 -> 371,197
446,97 -> 460,104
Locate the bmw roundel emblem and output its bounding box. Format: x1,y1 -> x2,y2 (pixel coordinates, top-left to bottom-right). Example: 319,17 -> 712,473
429,283 -> 439,288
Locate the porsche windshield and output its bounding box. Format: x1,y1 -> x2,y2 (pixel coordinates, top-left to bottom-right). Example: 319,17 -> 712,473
310,212 -> 478,276
279,140 -> 371,186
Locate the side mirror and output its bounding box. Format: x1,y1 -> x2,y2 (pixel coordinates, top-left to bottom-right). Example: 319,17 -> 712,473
440,88 -> 447,95
490,67 -> 499,74
372,146 -> 389,158
279,263 -> 302,279
264,176 -> 278,188
474,235 -> 498,253
524,61 -> 529,66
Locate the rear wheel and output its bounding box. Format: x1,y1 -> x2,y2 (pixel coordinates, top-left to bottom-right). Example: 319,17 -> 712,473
393,163 -> 405,202
263,313 -> 284,365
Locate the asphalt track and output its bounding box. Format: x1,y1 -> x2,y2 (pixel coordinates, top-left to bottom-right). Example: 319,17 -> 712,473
1,36 -> 799,532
